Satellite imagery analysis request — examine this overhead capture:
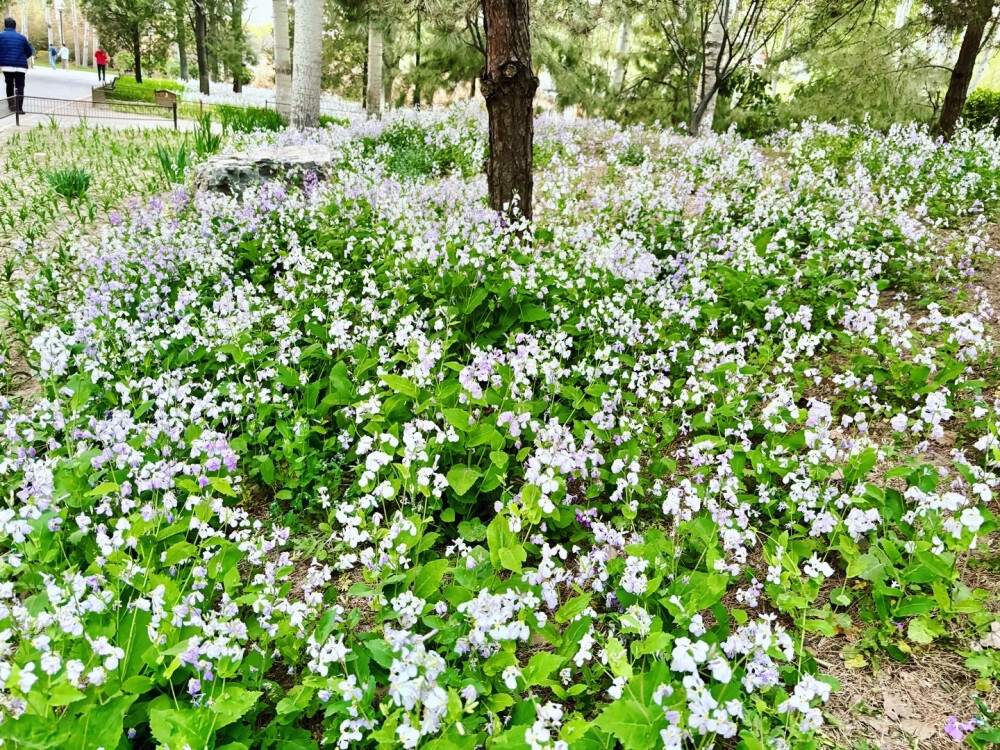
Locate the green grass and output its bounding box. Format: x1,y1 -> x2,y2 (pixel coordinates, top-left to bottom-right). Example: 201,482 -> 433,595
104,76 -> 185,104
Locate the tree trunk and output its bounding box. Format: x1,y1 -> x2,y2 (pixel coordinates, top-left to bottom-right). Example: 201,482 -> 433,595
19,0 -> 26,39
894,0 -> 914,29
482,0 -> 538,221
83,20 -> 89,66
177,1 -> 189,79
208,4 -> 220,81
272,0 -> 291,119
691,0 -> 728,136
414,8 -> 421,107
610,19 -> 631,93
71,0 -> 79,66
44,2 -> 52,48
366,24 -> 383,116
132,26 -> 142,83
231,0 -> 243,92
970,38 -> 995,93
383,69 -> 395,109
290,0 -> 323,128
194,0 -> 210,94
938,9 -> 990,139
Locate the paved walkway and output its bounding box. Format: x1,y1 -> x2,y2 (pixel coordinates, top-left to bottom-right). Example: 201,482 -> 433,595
16,66 -> 100,101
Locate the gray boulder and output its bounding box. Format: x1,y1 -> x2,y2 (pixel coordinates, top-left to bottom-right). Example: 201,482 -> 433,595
193,145 -> 335,196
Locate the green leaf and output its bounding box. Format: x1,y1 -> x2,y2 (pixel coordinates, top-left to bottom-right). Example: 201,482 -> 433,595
444,409 -> 472,432
414,559 -> 449,600
498,545 -> 526,573
210,477 -> 238,497
555,593 -> 592,624
87,481 -> 120,497
520,303 -> 550,323
522,651 -> 566,686
458,519 -> 488,542
380,374 -> 418,399
907,616 -> 943,644
595,699 -> 664,750
446,464 -> 481,497
605,637 -> 632,679
212,686 -> 261,728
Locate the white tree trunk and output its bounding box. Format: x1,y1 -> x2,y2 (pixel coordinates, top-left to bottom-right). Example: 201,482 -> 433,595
83,20 -> 89,66
366,24 -> 383,116
290,0 -> 323,129
20,0 -> 27,39
693,0 -> 728,136
610,19 -> 632,93
272,0 -> 291,120
970,41 -> 996,92
894,0 -> 914,29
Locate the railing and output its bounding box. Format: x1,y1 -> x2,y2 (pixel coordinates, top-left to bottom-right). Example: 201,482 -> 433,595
1,95 -> 178,129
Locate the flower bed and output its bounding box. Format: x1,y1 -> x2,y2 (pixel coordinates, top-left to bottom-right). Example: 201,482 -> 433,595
2,109 -> 1000,748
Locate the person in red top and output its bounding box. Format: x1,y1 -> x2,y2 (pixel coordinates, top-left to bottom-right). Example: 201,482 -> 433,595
94,47 -> 108,82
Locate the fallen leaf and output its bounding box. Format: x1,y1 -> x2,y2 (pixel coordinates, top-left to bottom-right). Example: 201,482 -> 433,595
882,692 -> 913,722
899,719 -> 935,740
976,621 -> 1000,650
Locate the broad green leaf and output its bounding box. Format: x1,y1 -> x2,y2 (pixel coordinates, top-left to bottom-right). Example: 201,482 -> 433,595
446,464 -> 481,496
380,374 -> 418,398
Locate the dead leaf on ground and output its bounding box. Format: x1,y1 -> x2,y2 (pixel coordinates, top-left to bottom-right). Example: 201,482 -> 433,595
899,719 -> 936,741
883,692 -> 914,722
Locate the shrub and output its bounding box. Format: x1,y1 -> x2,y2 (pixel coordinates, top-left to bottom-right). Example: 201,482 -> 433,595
106,76 -> 185,103
113,52 -> 133,73
963,89 -> 1000,134
44,167 -> 90,200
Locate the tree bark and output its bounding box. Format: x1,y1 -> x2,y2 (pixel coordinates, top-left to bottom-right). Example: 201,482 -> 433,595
272,0 -> 291,120
71,0 -> 79,66
691,0 -> 728,136
177,0 -> 189,79
231,0 -> 243,92
208,3 -> 220,81
894,0 -> 914,29
610,19 -> 631,93
366,24 -> 383,116
938,9 -> 990,139
44,2 -> 52,48
290,0 -> 323,128
194,0 -> 210,94
132,26 -> 142,83
482,0 -> 538,221
83,20 -> 89,67
414,8 -> 421,107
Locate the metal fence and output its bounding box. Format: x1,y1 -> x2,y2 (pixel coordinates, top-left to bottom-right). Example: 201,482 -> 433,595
1,96 -> 178,128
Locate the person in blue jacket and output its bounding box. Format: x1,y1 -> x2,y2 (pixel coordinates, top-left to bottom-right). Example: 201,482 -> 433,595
0,18 -> 33,115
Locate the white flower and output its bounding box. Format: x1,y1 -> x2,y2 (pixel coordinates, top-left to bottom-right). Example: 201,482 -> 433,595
961,507 -> 984,534
670,637 -> 709,674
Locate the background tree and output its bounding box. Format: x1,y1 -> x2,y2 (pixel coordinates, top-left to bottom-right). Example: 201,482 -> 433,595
273,0 -> 291,117
82,0 -> 167,82
193,0 -> 210,92
930,0 -> 999,137
291,0 -> 324,127
175,0 -> 189,78
482,0 -> 538,220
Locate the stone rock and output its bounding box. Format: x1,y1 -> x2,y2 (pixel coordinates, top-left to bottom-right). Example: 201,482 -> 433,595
193,145 -> 335,197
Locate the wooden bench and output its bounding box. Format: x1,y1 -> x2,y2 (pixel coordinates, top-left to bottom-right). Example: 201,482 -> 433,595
91,77 -> 119,104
